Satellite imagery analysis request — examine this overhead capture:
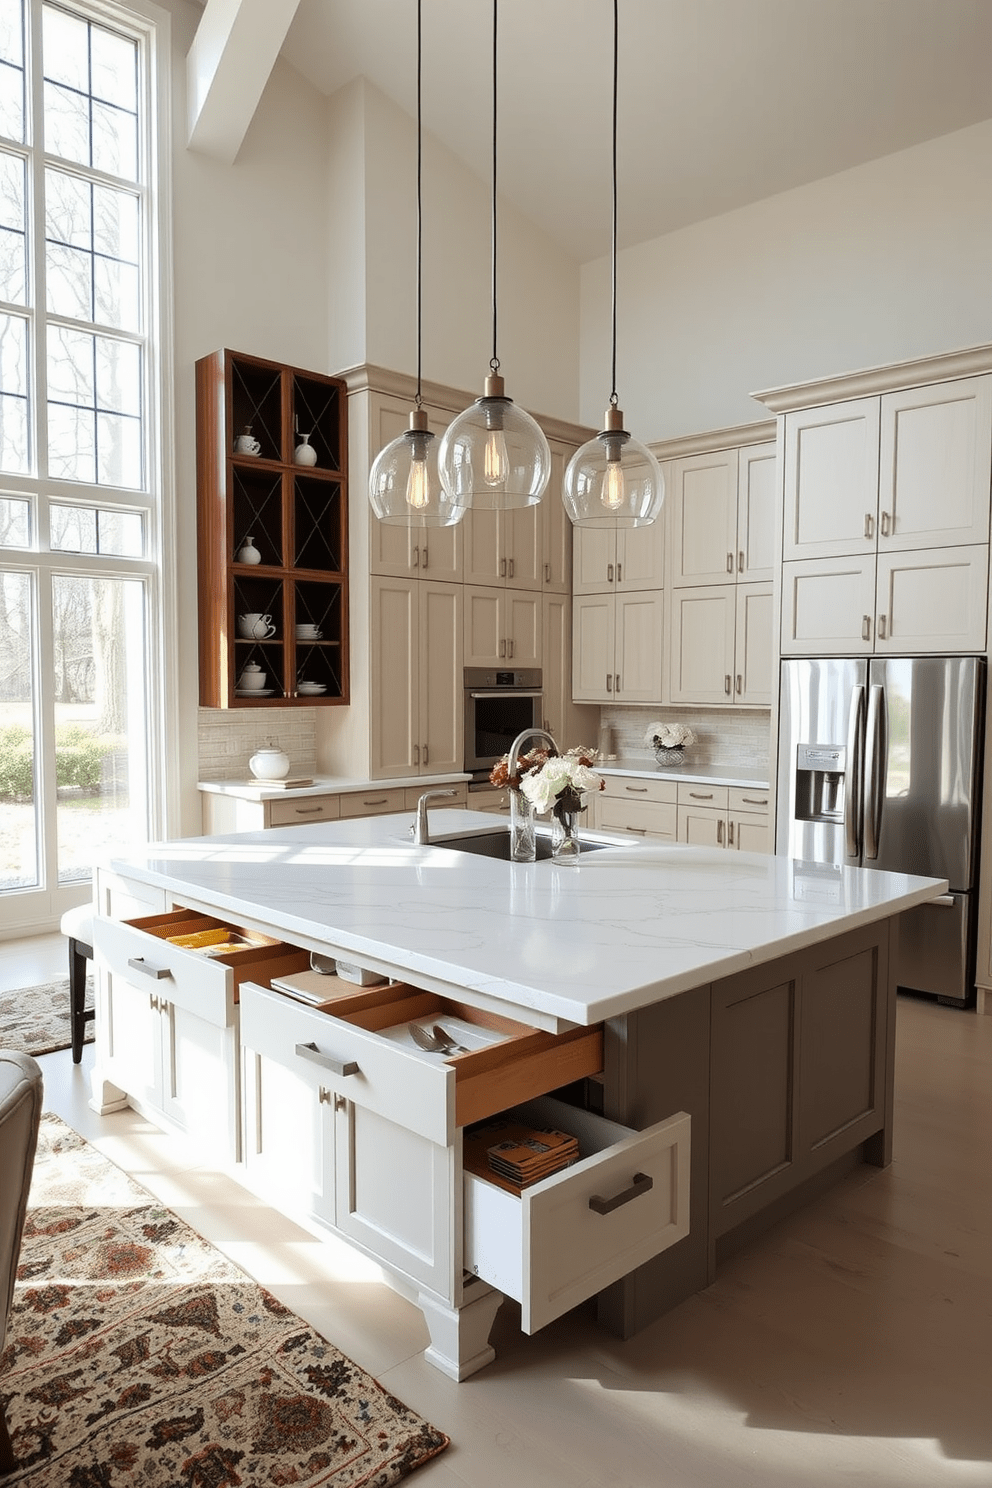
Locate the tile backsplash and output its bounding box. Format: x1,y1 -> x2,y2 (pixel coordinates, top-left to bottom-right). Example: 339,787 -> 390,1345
197,708 -> 318,781
601,705 -> 771,771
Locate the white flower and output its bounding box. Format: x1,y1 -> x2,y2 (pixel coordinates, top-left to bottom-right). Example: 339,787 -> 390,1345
645,721 -> 695,748
519,749 -> 605,812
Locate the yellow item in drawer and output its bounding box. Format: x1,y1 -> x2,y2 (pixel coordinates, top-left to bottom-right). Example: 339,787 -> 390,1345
166,927 -> 236,950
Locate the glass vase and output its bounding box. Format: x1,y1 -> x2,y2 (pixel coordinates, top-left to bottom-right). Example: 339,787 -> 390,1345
551,804 -> 582,865
654,745 -> 685,767
509,788 -> 536,862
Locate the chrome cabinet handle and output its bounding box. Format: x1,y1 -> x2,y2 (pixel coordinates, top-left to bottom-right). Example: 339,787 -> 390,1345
689,791 -> 713,799
738,550 -> 744,573
724,674 -> 731,695
727,552 -> 734,574
616,563 -> 622,583
500,556 -> 507,578
729,821 -> 735,846
508,557 -> 515,579
362,797 -> 389,806
293,805 -> 324,815
423,743 -> 429,765
544,562 -> 550,583
878,614 -> 887,639
864,512 -> 874,540
607,562 -> 614,583
295,1041 -> 359,1078
615,673 -> 620,693
412,544 -> 420,569
421,545 -> 428,570
625,825 -> 648,835
413,744 -> 420,765
735,674 -> 742,695
589,1172 -> 652,1215
128,956 -> 171,980
880,511 -> 891,537
717,819 -> 724,845
741,796 -> 767,807
499,638 -> 506,658
606,674 -> 612,692
625,785 -> 648,792
508,638 -> 514,659
862,614 -> 871,642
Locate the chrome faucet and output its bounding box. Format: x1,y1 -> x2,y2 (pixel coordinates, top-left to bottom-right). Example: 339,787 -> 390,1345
507,727 -> 559,783
412,789 -> 456,845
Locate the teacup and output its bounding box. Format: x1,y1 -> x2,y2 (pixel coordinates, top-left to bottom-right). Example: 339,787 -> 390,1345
238,612 -> 276,639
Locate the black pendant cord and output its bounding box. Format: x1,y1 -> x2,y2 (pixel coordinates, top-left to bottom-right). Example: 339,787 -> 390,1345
609,0 -> 618,410
490,0 -> 499,376
415,0 -> 424,411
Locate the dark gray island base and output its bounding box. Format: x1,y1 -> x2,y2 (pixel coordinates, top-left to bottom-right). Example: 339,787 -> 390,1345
597,916 -> 893,1337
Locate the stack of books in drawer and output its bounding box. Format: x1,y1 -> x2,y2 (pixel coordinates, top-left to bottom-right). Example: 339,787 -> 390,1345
463,1118 -> 579,1194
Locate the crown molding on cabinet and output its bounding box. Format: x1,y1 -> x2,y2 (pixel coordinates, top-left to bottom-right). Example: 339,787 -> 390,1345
649,418 -> 776,462
753,342 -> 992,414
337,363 -> 594,447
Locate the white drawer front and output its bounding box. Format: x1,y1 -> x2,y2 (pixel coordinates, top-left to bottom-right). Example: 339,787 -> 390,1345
240,983 -> 454,1145
729,786 -> 770,815
464,1098 -> 690,1334
601,775 -> 678,805
97,916 -> 234,1027
677,782 -> 729,810
269,795 -> 340,827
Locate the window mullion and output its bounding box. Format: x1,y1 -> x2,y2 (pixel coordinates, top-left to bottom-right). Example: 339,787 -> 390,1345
27,0 -> 47,484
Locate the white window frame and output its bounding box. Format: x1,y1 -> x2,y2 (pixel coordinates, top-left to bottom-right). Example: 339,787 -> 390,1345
0,0 -> 175,935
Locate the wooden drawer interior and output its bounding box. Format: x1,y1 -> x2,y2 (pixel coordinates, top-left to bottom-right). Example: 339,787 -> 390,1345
271,979 -> 604,1129
125,909 -> 309,997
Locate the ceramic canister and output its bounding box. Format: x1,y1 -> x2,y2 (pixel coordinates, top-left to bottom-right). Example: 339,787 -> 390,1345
249,741 -> 290,779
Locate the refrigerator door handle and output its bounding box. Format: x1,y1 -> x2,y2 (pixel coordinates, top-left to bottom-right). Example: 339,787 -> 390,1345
864,683 -> 887,860
844,684 -> 865,860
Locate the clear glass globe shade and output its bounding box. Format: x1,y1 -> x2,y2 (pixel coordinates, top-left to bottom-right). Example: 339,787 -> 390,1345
562,429 -> 665,528
369,427 -> 466,527
438,396 -> 551,510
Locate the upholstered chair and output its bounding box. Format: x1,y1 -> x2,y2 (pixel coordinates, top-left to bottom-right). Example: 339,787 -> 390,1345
0,1051 -> 43,1474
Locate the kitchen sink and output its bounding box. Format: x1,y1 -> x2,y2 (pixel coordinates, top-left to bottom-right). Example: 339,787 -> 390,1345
430,828 -> 610,860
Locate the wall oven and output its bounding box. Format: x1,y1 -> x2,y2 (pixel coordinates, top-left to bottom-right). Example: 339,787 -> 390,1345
463,667 -> 543,781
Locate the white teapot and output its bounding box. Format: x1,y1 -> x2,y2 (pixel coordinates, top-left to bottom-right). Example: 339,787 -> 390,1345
249,741 -> 290,780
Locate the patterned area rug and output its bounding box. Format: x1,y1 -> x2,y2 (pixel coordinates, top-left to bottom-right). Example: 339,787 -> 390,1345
0,1115 -> 449,1486
0,979 -> 94,1059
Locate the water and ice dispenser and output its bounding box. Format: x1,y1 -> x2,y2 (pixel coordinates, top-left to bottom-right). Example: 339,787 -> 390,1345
793,743 -> 846,824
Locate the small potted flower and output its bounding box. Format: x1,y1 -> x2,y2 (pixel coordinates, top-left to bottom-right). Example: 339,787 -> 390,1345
644,721 -> 696,767
519,746 -> 606,864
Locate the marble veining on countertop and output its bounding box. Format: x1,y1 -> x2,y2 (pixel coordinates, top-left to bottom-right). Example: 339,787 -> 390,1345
600,758 -> 771,790
198,771 -> 470,801
108,809 -> 942,1027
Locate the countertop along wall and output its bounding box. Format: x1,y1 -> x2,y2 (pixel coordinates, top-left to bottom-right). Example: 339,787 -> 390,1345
600,705 -> 772,776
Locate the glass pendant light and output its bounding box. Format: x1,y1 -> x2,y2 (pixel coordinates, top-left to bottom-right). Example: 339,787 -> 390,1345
369,1 -> 466,527
562,0 -> 664,529
438,0 -> 550,512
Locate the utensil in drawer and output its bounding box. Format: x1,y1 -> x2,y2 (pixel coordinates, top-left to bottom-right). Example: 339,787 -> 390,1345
432,1024 -> 469,1053
409,1023 -> 465,1055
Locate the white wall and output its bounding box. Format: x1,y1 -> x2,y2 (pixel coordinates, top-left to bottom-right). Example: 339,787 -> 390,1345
580,118 -> 992,442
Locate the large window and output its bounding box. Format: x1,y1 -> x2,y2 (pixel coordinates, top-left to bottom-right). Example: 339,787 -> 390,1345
0,0 -> 168,930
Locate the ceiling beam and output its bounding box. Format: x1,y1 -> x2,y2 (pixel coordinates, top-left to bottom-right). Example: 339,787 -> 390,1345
187,0 -> 302,163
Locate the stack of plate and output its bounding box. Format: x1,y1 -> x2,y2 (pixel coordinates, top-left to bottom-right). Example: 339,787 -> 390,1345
463,1118 -> 579,1192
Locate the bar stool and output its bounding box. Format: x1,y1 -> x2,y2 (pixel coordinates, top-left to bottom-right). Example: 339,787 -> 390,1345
59,905 -> 94,1064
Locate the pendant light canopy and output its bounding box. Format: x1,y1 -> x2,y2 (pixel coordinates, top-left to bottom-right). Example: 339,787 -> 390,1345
562,0 -> 664,529
369,2 -> 466,527
438,0 -> 550,512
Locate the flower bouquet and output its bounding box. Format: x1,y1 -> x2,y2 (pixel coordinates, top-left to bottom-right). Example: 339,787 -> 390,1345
519,747 -> 605,864
643,721 -> 696,766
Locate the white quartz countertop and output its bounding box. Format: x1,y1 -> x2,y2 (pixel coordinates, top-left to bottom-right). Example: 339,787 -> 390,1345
107,809 -> 944,1028
198,771 -> 470,801
600,758 -> 771,789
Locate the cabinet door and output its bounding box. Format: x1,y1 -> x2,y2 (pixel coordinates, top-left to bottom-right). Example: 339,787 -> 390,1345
160,1002 -> 239,1158
734,582 -> 774,706
102,973 -> 160,1111
419,582 -> 464,775
369,576 -> 420,778
505,589 -> 542,668
541,592 -> 569,740
731,814 -> 772,854
614,592 -> 664,704
542,443 -> 573,591
617,515 -> 665,590
677,803 -> 726,847
572,594 -> 615,702
572,527 -> 617,594
505,504 -> 543,591
783,399 -> 880,560
780,556 -> 877,656
463,507 -> 502,586
875,546 -> 989,654
669,586 -> 736,704
670,450 -> 739,586
241,1047 -> 332,1223
737,442 -> 777,581
879,377 -> 992,551
369,397 -> 460,580
463,585 -> 503,667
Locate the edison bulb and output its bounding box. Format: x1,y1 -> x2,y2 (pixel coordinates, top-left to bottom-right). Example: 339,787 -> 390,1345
406,454 -> 430,510
602,459 -> 625,511
483,427 -> 509,487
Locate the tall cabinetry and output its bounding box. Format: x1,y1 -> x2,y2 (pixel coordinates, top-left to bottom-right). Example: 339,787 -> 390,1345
571,522 -> 666,704
775,374 -> 992,656
196,350 -> 349,708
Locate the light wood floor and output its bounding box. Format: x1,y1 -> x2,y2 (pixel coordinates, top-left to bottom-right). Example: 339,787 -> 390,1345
3,934 -> 991,1487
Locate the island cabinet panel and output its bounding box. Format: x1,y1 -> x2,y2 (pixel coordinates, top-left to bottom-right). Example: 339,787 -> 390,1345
464,1096 -> 690,1335
709,922 -> 889,1241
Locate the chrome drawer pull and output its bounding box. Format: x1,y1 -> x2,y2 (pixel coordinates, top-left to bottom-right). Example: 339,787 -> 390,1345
625,826 -> 648,835
741,797 -> 767,806
295,805 -> 324,815
295,1040 -> 359,1077
689,791 -> 713,799
127,956 -> 171,980
589,1171 -> 653,1215
625,785 -> 648,792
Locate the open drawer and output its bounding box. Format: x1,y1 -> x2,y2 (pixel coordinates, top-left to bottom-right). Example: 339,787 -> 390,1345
464,1095 -> 690,1334
239,980 -> 604,1148
97,908 -> 310,1026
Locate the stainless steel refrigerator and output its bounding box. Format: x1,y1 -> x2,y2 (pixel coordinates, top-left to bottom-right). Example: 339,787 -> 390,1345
777,655 -> 986,1005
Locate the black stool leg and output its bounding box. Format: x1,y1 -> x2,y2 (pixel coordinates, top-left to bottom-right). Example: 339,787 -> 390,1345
69,937 -> 92,1063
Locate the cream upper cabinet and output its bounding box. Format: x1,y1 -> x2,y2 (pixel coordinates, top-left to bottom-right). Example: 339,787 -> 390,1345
369,396 -> 462,582
572,520 -> 665,595
370,576 -> 463,779
463,505 -> 542,591
572,592 -> 663,704
782,375 -> 992,562
541,592 -> 598,747
780,556 -> 877,656
542,444 -> 573,592
670,442 -> 777,587
669,581 -> 773,707
464,585 -> 541,669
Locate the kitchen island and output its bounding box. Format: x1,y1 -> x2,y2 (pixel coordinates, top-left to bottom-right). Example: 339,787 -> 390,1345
91,809 -> 944,1378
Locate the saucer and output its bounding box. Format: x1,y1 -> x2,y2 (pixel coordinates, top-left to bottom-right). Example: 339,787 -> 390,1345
297,684 -> 326,695
236,687 -> 274,697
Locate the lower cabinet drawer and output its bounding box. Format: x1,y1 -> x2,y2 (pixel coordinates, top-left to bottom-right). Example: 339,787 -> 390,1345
601,776 -> 677,805
338,787 -> 407,818
269,795 -> 340,827
464,1095 -> 690,1334
597,796 -> 677,840
677,783 -> 730,810
729,786 -> 770,815
240,981 -> 603,1147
